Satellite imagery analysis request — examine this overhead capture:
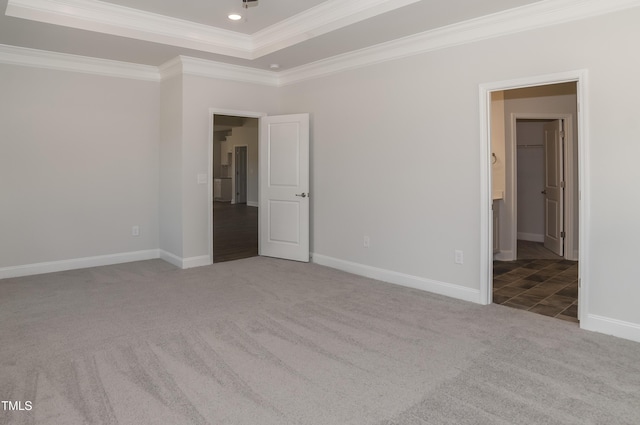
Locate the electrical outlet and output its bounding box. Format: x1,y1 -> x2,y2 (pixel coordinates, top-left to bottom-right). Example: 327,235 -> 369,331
363,235 -> 370,248
454,249 -> 463,264
132,225 -> 140,237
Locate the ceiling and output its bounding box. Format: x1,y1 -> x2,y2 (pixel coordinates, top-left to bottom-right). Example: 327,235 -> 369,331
0,0 -> 548,71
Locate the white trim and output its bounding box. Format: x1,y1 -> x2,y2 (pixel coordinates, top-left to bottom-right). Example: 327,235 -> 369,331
6,0 -> 253,59
4,0 -> 640,86
312,253 -> 481,304
517,232 -> 545,243
5,0 -> 418,60
179,57 -> 278,86
182,255 -> 211,269
278,0 -> 640,86
158,250 -> 211,269
479,69 -> 589,318
247,201 -> 259,208
0,249 -> 160,279
251,0 -> 420,58
209,109 -> 267,266
4,1 -> 640,86
494,250 -> 514,261
0,43 -> 159,81
159,249 -> 183,268
575,72 -> 590,323
158,56 -> 182,80
581,314 -> 640,344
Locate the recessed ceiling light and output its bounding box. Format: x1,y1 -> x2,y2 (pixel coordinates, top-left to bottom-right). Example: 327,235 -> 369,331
270,64 -> 280,70
228,13 -> 242,21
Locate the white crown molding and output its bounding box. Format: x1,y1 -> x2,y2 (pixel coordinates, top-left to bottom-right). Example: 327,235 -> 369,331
3,0 -> 640,87
158,56 -> 183,81
178,56 -> 278,86
0,43 -> 159,81
6,0 -> 254,59
251,0 -> 420,58
5,0 -> 419,60
278,0 -> 640,86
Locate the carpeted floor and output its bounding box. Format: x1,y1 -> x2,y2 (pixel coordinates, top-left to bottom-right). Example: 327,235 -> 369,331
1,257 -> 638,424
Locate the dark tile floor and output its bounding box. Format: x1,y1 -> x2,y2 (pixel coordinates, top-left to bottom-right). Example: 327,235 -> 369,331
493,259 -> 579,322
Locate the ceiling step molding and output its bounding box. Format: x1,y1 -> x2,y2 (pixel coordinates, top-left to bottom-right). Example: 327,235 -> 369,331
178,56 -> 278,86
6,0 -> 254,59
2,0 -> 639,86
0,43 -> 159,81
5,0 -> 419,60
251,0 -> 420,58
277,0 -> 640,86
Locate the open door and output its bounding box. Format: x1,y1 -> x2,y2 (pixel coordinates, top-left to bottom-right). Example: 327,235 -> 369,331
543,119 -> 564,256
259,114 -> 310,262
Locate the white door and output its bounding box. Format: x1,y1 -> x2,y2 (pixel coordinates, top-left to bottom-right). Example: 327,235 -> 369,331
543,120 -> 564,256
259,114 -> 310,262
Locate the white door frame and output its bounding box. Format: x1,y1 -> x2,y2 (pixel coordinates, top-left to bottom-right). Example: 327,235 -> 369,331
479,70 -> 589,323
507,113 -> 576,261
208,108 -> 266,265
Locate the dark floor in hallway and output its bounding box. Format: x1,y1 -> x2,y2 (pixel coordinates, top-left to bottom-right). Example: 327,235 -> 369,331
213,201 -> 258,263
493,258 -> 578,322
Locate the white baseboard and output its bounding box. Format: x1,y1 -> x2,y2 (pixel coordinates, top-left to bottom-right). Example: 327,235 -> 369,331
311,253 -> 481,304
159,250 -> 183,268
517,232 -> 544,242
247,201 -> 258,207
183,255 -> 211,269
581,314 -> 640,344
568,249 -> 579,262
0,249 -> 160,279
159,250 -> 211,269
494,250 -> 514,261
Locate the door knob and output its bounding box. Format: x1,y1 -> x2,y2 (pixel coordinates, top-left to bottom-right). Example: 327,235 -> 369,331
295,193 -> 308,198
541,190 -> 547,194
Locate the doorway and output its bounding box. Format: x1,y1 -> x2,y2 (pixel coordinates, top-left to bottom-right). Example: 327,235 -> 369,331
494,114 -> 579,322
211,114 -> 259,263
208,109 -> 311,265
481,76 -> 585,323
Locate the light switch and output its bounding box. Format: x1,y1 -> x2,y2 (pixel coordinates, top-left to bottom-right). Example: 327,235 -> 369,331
197,173 -> 207,184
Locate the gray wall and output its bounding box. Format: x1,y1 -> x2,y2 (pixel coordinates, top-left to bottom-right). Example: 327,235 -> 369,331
0,66 -> 159,267
280,7 -> 640,327
159,74 -> 183,258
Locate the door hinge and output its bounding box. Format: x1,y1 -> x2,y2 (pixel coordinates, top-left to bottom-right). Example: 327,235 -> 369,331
561,231 -> 566,238
559,130 -> 565,138
560,181 -> 565,189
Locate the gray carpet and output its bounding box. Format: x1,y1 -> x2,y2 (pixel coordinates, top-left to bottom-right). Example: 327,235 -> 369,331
0,257 -> 638,424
